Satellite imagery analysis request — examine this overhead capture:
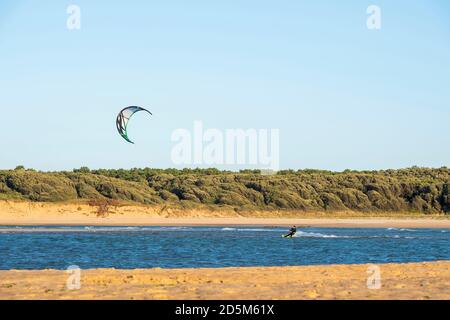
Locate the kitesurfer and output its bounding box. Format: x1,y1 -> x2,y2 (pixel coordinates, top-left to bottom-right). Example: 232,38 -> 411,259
285,225 -> 297,238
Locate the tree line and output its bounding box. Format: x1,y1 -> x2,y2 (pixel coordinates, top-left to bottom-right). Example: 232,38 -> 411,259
0,166 -> 449,214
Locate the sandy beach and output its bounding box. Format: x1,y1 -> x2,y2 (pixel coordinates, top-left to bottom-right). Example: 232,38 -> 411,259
1,201 -> 449,228
1,201 -> 449,300
1,261 -> 449,300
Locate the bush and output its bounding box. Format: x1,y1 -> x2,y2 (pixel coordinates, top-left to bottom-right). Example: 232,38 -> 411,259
0,167 -> 449,214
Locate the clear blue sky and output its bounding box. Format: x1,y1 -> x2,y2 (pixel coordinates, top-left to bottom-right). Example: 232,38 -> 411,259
0,0 -> 449,171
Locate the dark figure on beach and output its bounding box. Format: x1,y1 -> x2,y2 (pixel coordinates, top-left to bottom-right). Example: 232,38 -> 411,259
285,225 -> 297,238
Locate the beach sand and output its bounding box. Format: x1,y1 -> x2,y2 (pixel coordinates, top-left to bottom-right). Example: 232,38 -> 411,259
1,201 -> 449,300
0,261 -> 449,300
0,201 -> 449,228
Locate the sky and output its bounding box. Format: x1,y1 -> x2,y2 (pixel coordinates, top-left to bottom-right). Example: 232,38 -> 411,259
0,0 -> 449,171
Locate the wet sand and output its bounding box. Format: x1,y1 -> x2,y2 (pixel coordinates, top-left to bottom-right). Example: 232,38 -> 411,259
1,201 -> 449,228
1,261 -> 449,300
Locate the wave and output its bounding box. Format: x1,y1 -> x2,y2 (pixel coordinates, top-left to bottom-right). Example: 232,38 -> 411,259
293,231 -> 420,240
220,227 -> 280,232
218,228 -> 421,239
294,231 -> 350,238
0,226 -> 443,240
386,228 -> 417,232
0,226 -> 174,233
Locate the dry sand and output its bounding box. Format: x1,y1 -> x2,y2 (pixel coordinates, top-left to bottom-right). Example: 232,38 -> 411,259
1,201 -> 450,228
1,261 -> 449,300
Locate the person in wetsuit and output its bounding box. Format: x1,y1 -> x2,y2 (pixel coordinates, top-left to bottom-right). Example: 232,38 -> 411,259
285,225 -> 297,238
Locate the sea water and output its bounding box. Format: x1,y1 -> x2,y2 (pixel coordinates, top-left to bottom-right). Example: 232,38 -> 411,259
0,226 -> 448,270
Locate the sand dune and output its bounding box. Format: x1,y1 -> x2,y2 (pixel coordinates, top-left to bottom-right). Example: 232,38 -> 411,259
0,261 -> 449,300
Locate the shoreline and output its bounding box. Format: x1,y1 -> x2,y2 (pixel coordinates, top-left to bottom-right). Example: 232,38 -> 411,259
1,261 -> 449,300
1,218 -> 450,228
0,201 -> 449,228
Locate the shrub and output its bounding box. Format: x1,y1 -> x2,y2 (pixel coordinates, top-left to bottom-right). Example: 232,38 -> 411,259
0,167 -> 448,214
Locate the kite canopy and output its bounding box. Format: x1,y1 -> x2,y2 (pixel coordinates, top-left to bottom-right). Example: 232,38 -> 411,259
116,106 -> 152,144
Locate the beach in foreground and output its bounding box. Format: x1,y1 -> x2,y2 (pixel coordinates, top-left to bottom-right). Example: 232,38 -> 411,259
1,261 -> 449,300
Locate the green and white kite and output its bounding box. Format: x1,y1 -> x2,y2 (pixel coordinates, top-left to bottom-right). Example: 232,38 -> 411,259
116,106 -> 152,144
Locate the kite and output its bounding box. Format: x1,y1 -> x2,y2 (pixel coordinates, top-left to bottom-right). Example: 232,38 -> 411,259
116,106 -> 152,144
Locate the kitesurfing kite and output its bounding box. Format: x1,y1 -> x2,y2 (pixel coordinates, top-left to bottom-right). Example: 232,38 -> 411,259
116,106 -> 152,144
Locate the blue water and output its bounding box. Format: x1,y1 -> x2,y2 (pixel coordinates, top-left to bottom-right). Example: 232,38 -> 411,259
0,226 -> 449,270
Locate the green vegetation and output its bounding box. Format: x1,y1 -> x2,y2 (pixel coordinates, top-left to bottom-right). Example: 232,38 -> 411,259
0,167 -> 449,214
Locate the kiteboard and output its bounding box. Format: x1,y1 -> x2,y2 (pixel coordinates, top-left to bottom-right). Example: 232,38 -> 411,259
282,234 -> 294,238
